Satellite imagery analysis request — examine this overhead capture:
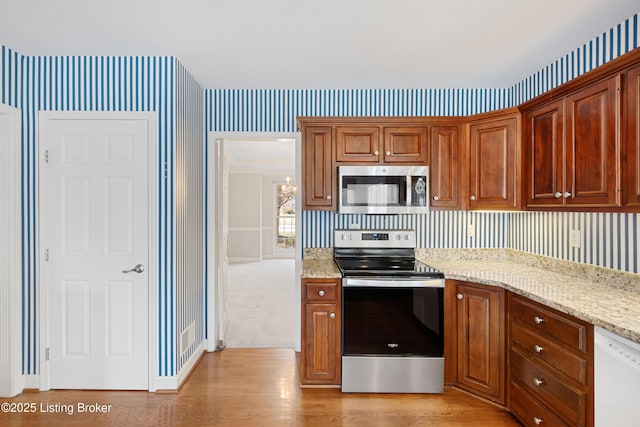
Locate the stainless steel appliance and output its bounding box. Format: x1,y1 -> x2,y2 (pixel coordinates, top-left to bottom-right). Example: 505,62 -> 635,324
338,165 -> 429,214
334,229 -> 445,393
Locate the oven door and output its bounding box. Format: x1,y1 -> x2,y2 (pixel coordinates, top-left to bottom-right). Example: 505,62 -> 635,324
341,277 -> 445,393
342,278 -> 444,357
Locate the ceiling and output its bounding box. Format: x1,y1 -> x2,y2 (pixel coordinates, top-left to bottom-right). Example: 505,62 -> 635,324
1,1 -> 639,90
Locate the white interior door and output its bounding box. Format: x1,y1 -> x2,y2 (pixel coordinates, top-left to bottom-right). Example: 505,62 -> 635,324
42,117 -> 149,389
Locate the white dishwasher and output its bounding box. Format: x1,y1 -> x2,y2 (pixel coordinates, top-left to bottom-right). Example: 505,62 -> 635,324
595,326 -> 640,426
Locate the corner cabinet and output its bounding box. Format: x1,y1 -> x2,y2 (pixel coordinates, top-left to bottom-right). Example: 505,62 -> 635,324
508,293 -> 594,427
467,110 -> 521,210
445,280 -> 506,404
300,278 -> 341,386
523,74 -> 621,209
625,64 -> 640,208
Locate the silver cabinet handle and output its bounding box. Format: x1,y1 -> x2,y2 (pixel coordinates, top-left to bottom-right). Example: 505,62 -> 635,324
329,313 -> 335,319
123,264 -> 144,274
374,150 -> 380,156
533,416 -> 543,425
533,377 -> 545,386
469,195 -> 476,201
563,192 -> 572,198
534,316 -> 545,324
318,290 -> 325,297
326,195 -> 332,200
433,195 -> 440,201
456,293 -> 463,300
386,151 -> 391,156
534,344 -> 544,353
554,192 -> 562,198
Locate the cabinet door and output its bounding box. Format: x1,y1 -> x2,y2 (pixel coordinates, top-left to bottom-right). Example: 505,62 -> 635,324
455,282 -> 505,403
302,303 -> 340,384
468,116 -> 519,210
430,126 -> 460,208
335,126 -> 380,162
626,65 -> 640,207
524,100 -> 565,207
303,126 -> 334,209
383,126 -> 428,163
565,75 -> 621,207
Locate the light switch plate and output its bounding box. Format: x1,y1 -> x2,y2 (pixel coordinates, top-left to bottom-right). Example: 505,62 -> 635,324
570,229 -> 581,248
467,224 -> 475,238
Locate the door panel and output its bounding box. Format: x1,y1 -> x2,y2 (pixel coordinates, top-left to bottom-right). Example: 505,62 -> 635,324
45,118 -> 149,389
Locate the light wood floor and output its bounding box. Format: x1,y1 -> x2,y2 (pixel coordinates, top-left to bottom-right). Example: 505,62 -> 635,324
1,349 -> 521,426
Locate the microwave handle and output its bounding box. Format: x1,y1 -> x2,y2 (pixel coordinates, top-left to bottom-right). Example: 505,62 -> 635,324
407,175 -> 412,206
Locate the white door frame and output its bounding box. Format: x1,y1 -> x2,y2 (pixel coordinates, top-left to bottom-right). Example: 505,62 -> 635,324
207,132 -> 302,352
37,111 -> 158,391
0,103 -> 23,397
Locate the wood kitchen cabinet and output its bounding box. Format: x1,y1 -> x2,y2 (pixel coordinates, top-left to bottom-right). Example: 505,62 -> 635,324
336,125 -> 428,164
467,110 -> 520,210
508,293 -> 594,427
523,75 -> 621,209
300,278 -> 341,386
625,64 -> 640,208
445,280 -> 506,404
430,125 -> 461,209
301,126 -> 335,210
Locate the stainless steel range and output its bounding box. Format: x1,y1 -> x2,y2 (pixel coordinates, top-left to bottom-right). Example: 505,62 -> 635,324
334,229 -> 445,393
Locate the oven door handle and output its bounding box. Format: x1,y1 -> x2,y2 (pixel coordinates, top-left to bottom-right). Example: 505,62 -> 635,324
343,278 -> 444,288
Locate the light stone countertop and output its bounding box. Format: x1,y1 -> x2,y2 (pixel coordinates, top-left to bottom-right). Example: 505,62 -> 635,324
301,247 -> 640,344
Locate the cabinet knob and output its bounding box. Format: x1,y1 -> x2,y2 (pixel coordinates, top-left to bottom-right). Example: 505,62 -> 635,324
374,150 -> 380,156
563,192 -> 572,198
534,344 -> 544,353
533,417 -> 543,425
469,195 -> 476,201
534,316 -> 545,325
318,290 -> 325,297
533,377 -> 545,386
456,293 -> 463,300
433,195 -> 440,201
554,192 -> 562,198
329,312 -> 335,319
326,195 -> 331,200
386,151 -> 391,156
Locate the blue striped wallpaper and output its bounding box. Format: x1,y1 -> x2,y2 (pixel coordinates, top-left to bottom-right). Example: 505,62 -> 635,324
1,46 -> 206,378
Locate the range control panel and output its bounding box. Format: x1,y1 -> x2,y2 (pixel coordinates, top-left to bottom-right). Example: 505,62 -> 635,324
334,229 -> 416,248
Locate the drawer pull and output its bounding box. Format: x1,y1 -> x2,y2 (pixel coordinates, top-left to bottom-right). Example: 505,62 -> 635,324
533,416 -> 543,425
534,316 -> 545,325
533,377 -> 545,387
329,312 -> 335,319
318,290 -> 325,297
534,344 -> 544,353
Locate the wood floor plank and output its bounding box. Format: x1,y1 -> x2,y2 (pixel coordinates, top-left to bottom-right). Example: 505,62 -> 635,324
0,349 -> 521,426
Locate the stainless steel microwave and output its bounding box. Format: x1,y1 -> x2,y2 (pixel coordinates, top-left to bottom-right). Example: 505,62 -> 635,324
338,165 -> 429,214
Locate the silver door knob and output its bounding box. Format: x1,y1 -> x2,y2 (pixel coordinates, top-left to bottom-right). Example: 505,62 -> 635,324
563,192 -> 572,198
374,150 -> 379,156
533,417 -> 543,425
469,195 -> 476,201
534,344 -> 544,353
554,192 -> 562,198
318,290 -> 325,297
534,316 -> 545,324
329,313 -> 335,319
386,151 -> 391,156
433,195 -> 440,201
123,264 -> 144,274
533,377 -> 545,386
326,195 -> 331,200
456,293 -> 463,300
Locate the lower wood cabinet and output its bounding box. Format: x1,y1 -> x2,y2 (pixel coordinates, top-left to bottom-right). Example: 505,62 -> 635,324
508,293 -> 594,427
445,280 -> 506,404
300,278 -> 341,386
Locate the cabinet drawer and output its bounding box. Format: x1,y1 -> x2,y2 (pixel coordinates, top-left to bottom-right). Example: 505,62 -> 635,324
510,380 -> 569,427
305,282 -> 338,301
511,322 -> 588,385
511,295 -> 588,353
511,348 -> 586,426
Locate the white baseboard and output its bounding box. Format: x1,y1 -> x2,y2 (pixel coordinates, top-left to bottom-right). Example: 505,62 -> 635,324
154,341 -> 208,392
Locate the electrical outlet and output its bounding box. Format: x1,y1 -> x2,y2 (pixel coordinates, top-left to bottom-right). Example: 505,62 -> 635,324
570,229 -> 581,248
467,224 -> 475,238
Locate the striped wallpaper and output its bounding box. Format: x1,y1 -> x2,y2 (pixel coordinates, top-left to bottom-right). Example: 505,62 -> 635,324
1,46 -> 205,379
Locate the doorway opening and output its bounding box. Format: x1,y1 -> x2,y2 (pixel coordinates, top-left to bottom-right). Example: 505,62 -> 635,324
208,133 -> 301,351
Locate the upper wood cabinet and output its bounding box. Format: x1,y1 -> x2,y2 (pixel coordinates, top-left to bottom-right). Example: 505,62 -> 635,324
625,64 -> 640,208
467,111 -> 521,210
430,125 -> 461,209
523,75 -> 622,209
335,125 -> 428,164
302,126 -> 335,210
